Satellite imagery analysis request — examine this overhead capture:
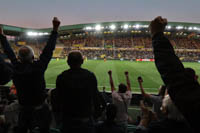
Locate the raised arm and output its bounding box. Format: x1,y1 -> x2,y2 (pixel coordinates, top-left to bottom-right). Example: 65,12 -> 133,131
38,17 -> 60,69
125,71 -> 131,91
135,100 -> 158,132
108,70 -> 115,92
137,76 -> 151,99
150,16 -> 200,133
0,27 -> 17,64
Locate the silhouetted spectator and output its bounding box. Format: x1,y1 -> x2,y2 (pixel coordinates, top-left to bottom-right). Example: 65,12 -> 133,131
96,104 -> 125,133
184,67 -> 198,81
0,17 -> 60,133
4,99 -> 19,132
135,96 -> 191,133
138,76 -> 166,120
150,16 -> 198,132
56,51 -> 103,133
101,87 -> 112,104
50,88 -> 62,128
0,116 -> 9,133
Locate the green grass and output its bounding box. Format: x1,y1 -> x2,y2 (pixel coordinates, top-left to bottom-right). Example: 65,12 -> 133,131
44,59 -> 200,93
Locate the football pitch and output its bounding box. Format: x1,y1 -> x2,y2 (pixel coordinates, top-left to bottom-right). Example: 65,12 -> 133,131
45,59 -> 200,94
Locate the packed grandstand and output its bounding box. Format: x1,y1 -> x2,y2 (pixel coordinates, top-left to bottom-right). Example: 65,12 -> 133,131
1,21 -> 200,62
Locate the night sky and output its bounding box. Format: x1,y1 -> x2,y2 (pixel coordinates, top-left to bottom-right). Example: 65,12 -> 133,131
0,0 -> 199,28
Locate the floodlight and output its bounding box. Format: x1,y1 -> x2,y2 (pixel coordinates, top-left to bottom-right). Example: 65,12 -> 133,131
193,27 -> 198,30
85,26 -> 92,30
188,27 -> 193,30
27,32 -> 33,36
27,32 -> 38,36
135,24 -> 140,29
95,25 -> 101,31
110,25 -> 116,30
33,32 -> 38,36
27,31 -> 49,36
38,33 -> 44,36
44,32 -> 49,35
166,26 -> 171,29
123,24 -> 129,29
176,26 -> 183,30
143,25 -> 149,28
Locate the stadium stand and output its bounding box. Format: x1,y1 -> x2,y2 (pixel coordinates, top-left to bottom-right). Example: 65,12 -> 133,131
2,20 -> 200,62
52,47 -> 63,58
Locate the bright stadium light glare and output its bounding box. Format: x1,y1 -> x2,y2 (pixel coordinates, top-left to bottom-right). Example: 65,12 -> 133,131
27,32 -> 33,36
85,26 -> 92,30
95,25 -> 101,31
176,26 -> 183,30
27,32 -> 49,36
188,27 -> 193,30
27,32 -> 38,36
135,24 -> 140,29
110,25 -> 116,30
166,26 -> 171,29
44,32 -> 49,35
143,25 -> 149,28
193,27 -> 198,30
123,24 -> 129,29
33,32 -> 38,36
38,33 -> 44,36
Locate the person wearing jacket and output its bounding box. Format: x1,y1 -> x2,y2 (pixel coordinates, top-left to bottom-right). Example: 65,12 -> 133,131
0,17 -> 60,133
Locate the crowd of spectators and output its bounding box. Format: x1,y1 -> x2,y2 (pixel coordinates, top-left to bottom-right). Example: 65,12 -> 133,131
61,48 -> 200,62
18,33 -> 200,62
7,45 -> 200,61
85,37 -> 103,47
0,16 -> 200,133
59,34 -> 200,49
171,37 -> 200,49
115,37 -> 132,48
2,29 -> 200,62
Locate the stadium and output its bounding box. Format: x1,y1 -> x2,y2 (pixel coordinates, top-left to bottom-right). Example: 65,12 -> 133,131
1,21 -> 200,93
1,0 -> 200,132
1,17 -> 200,132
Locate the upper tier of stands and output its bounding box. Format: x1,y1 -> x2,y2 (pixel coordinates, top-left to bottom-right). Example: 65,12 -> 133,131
59,35 -> 200,49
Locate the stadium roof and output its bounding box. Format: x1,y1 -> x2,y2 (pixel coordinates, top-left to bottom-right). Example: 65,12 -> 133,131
2,21 -> 200,36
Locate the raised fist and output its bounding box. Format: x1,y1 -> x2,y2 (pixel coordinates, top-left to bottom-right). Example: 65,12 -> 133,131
138,76 -> 143,83
149,16 -> 167,37
108,70 -> 112,75
125,71 -> 128,75
52,17 -> 61,31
